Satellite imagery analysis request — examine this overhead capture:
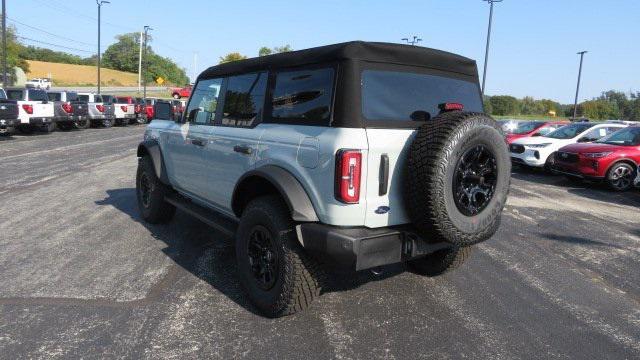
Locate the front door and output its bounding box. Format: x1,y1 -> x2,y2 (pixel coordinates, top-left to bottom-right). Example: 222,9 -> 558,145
163,78 -> 222,201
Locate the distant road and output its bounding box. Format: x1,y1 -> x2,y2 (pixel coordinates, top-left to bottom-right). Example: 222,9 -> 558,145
49,86 -> 167,93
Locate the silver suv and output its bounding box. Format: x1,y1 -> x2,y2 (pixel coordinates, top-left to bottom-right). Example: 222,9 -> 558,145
136,41 -> 511,317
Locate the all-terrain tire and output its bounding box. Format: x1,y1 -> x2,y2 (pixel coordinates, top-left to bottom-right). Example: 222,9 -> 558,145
102,118 -> 113,128
136,156 -> 176,224
236,195 -> 322,318
407,246 -> 471,276
41,122 -> 56,133
405,111 -> 510,246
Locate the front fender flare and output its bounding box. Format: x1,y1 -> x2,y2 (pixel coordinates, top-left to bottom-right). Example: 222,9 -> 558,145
137,140 -> 170,184
233,165 -> 319,222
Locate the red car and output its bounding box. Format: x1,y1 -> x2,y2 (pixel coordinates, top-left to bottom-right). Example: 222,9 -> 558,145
554,126 -> 640,191
505,120 -> 568,144
171,85 -> 192,99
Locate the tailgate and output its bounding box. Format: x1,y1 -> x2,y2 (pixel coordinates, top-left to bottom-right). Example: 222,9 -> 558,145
0,100 -> 19,119
363,128 -> 416,228
34,102 -> 54,117
72,102 -> 89,116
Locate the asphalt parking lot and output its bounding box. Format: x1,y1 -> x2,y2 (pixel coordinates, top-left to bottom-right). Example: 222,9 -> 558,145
1,127 -> 639,359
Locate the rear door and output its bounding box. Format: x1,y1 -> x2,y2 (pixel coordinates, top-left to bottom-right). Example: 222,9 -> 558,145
361,68 -> 484,227
203,71 -> 268,210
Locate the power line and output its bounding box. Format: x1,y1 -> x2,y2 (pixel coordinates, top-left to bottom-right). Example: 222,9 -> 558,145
16,36 -> 94,54
7,16 -> 96,46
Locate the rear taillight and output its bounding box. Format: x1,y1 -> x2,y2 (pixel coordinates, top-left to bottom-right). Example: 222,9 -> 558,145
96,104 -> 105,113
335,150 -> 362,204
61,102 -> 73,113
22,104 -> 33,114
438,102 -> 464,112
121,105 -> 128,112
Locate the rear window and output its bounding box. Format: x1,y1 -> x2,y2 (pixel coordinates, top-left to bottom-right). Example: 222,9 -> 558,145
269,67 -> 334,126
47,93 -> 62,101
361,70 -> 483,122
116,97 -> 130,103
67,92 -> 78,101
78,95 -> 89,102
6,90 -> 24,100
28,90 -> 49,101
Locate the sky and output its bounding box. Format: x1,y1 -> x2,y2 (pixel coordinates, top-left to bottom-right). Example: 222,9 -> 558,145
8,0 -> 640,103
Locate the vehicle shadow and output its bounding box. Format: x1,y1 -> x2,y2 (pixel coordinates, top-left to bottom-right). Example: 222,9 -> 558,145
95,188 -> 403,315
536,232 -> 626,249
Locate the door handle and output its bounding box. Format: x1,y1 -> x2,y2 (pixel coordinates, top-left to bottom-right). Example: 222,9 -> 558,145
190,138 -> 206,147
233,145 -> 253,155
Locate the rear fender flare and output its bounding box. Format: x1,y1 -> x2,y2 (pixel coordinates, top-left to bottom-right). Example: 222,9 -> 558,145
232,165 -> 319,222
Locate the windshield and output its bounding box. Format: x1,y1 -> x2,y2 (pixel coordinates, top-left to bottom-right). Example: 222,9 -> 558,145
361,70 -> 483,122
596,127 -> 640,146
512,121 -> 543,135
545,123 -> 594,139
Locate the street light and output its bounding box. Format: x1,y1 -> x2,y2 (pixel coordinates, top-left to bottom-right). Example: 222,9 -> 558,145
481,0 -> 503,96
401,36 -> 422,46
573,51 -> 588,120
96,0 -> 110,94
143,25 -> 152,100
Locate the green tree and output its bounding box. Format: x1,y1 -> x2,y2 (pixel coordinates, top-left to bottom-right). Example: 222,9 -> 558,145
0,22 -> 30,77
102,33 -> 141,73
489,95 -> 521,116
581,99 -> 618,120
258,45 -> 293,56
258,47 -> 272,57
102,32 -> 188,85
219,52 -> 247,64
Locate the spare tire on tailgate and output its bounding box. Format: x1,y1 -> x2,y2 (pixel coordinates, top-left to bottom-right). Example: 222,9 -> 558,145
405,111 -> 510,246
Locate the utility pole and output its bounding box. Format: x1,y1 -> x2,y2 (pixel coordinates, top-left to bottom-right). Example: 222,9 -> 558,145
401,36 -> 422,46
573,51 -> 588,120
481,0 -> 503,96
96,0 -> 110,94
143,25 -> 152,100
138,30 -> 142,92
2,0 -> 7,86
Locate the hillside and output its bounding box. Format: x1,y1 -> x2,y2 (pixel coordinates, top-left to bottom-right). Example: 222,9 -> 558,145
26,60 -> 139,87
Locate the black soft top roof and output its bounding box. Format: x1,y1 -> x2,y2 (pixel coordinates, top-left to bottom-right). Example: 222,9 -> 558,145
199,41 -> 477,79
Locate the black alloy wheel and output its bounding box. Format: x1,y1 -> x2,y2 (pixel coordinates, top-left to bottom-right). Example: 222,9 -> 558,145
452,144 -> 498,216
247,225 -> 279,290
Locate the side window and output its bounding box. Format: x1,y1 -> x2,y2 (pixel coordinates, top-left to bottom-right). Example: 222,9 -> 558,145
584,127 -> 610,140
269,67 -> 334,126
186,78 -> 223,125
221,72 -> 267,127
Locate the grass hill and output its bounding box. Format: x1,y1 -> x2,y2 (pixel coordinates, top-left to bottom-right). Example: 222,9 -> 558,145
26,60 -> 139,87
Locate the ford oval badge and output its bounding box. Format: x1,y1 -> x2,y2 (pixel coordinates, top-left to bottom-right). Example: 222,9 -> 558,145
375,206 -> 390,214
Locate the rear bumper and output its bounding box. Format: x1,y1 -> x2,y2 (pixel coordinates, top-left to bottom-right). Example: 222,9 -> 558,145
27,117 -> 54,125
297,223 -> 452,271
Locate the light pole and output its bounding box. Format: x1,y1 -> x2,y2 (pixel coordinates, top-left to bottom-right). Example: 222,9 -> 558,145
96,0 -> 110,94
2,0 -> 7,86
143,25 -> 152,100
401,36 -> 422,46
573,51 -> 588,120
481,0 -> 502,96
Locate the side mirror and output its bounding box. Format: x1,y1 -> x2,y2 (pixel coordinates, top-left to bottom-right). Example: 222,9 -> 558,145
187,108 -> 199,122
531,133 -> 542,137
577,137 -> 591,143
153,101 -> 173,121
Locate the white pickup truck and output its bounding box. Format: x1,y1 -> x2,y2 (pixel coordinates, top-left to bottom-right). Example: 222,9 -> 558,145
25,78 -> 52,90
101,95 -> 135,126
5,88 -> 55,133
